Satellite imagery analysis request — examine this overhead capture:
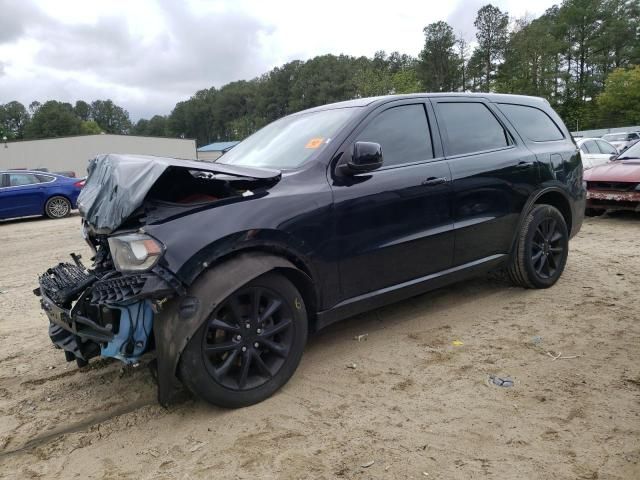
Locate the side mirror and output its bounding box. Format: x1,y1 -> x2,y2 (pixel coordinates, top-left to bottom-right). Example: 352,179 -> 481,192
341,141 -> 383,175
610,154 -> 618,161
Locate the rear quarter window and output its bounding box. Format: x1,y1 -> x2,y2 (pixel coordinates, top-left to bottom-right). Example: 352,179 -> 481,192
498,103 -> 564,142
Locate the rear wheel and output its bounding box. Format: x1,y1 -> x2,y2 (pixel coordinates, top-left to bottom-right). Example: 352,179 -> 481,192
508,205 -> 569,289
179,272 -> 307,408
45,196 -> 71,219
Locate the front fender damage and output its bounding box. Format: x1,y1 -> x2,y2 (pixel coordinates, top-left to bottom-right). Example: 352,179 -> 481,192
154,252 -> 297,406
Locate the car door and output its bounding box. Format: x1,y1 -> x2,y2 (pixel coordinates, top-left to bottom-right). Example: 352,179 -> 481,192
580,140 -> 617,170
2,172 -> 46,218
330,100 -> 454,300
431,98 -> 539,266
0,174 -> 9,218
594,140 -> 618,167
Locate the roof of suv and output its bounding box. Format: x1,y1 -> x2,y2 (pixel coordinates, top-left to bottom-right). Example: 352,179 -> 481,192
300,92 -> 549,113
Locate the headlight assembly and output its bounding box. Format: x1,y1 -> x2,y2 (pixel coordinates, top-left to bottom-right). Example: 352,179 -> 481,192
107,234 -> 164,272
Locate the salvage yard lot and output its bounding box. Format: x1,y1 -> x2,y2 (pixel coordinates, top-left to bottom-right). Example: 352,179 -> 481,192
0,213 -> 639,479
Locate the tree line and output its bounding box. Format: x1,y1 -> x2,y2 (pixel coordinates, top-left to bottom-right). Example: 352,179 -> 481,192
1,0 -> 638,146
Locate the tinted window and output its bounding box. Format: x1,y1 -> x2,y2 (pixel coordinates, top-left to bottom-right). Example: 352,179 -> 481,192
356,104 -> 433,167
498,103 -> 564,142
595,140 -> 617,155
9,173 -> 39,186
437,102 -> 511,156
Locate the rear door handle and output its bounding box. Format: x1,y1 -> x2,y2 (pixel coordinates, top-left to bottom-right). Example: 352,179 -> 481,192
516,161 -> 534,168
422,177 -> 449,186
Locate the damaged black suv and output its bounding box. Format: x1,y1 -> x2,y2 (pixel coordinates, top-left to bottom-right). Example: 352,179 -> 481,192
37,94 -> 585,408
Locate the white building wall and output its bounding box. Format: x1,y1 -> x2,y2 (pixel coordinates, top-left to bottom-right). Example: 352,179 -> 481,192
196,151 -> 223,162
0,134 -> 197,176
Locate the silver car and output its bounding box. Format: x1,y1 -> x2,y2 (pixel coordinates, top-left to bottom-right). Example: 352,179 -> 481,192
601,132 -> 640,152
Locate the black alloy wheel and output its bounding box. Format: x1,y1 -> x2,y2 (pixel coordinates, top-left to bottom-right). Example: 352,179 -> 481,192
530,217 -> 565,279
508,204 -> 569,289
202,285 -> 294,391
179,272 -> 307,408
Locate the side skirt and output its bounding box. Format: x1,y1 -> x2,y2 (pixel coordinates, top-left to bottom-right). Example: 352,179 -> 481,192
315,254 -> 507,331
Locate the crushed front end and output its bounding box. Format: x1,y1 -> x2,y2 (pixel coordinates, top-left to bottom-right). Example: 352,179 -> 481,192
36,234 -> 181,367
34,153 -> 282,405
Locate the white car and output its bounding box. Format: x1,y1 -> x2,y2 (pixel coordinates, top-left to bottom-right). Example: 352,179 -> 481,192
601,132 -> 640,152
576,137 -> 618,170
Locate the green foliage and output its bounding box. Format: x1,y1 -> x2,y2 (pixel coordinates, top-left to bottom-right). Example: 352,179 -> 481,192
417,21 -> 460,91
474,4 -> 510,91
597,65 -> 640,126
80,120 -> 103,134
132,115 -> 169,137
90,100 -> 132,134
74,100 -> 91,121
0,101 -> 30,139
25,100 -> 82,139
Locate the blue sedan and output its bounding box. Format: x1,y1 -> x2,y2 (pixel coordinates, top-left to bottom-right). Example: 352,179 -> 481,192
0,170 -> 84,220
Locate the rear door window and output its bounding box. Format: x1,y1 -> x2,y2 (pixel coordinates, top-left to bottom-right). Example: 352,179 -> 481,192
582,141 -> 599,154
595,140 -> 617,155
498,103 -> 564,142
356,104 -> 434,167
436,102 -> 511,156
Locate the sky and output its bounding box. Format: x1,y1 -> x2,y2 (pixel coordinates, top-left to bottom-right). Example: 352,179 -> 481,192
0,0 -> 558,121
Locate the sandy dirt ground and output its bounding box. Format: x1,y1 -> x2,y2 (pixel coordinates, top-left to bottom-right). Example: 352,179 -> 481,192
0,212 -> 639,479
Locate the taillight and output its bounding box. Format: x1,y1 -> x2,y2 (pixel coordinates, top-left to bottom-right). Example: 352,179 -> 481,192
74,180 -> 85,188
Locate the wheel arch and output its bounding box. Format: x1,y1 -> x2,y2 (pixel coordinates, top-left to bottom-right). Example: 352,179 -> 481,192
510,187 -> 573,254
153,250 -> 316,406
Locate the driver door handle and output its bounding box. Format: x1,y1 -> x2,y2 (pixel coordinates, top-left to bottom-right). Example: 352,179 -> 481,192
516,161 -> 534,168
421,177 -> 449,186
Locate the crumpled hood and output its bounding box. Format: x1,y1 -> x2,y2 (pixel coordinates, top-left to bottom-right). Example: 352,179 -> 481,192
583,160 -> 640,183
78,153 -> 280,234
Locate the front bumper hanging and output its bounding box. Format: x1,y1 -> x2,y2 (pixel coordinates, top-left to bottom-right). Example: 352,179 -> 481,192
36,258 -> 176,364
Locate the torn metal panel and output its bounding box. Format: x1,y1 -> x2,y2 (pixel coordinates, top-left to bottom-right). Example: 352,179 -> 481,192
78,154 -> 280,234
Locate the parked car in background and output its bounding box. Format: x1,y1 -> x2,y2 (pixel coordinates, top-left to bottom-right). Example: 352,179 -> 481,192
602,132 -> 640,152
0,170 -> 84,220
576,137 -> 618,169
584,140 -> 640,215
54,171 -> 77,178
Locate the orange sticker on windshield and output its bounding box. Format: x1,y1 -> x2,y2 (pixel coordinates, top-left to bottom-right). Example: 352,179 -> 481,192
305,137 -> 324,149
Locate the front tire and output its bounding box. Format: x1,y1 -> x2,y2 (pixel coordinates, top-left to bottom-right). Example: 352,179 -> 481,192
179,272 -> 308,408
45,196 -> 71,219
508,205 -> 569,289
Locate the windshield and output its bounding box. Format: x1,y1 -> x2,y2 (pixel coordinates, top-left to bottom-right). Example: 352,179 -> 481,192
603,133 -> 627,142
618,141 -> 640,160
217,107 -> 361,169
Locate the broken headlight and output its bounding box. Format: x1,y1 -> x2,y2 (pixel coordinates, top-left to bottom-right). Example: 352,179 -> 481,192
108,234 -> 164,272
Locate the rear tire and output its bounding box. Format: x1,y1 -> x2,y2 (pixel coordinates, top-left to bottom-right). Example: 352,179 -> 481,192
179,272 -> 308,408
45,196 -> 71,219
508,205 -> 569,289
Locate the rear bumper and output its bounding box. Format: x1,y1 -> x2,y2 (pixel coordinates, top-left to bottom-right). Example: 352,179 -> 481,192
586,190 -> 640,211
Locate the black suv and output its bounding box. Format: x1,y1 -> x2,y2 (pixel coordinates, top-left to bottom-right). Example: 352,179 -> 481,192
37,93 -> 585,408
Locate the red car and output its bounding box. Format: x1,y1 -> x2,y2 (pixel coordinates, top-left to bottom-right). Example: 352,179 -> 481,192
584,140 -> 640,215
